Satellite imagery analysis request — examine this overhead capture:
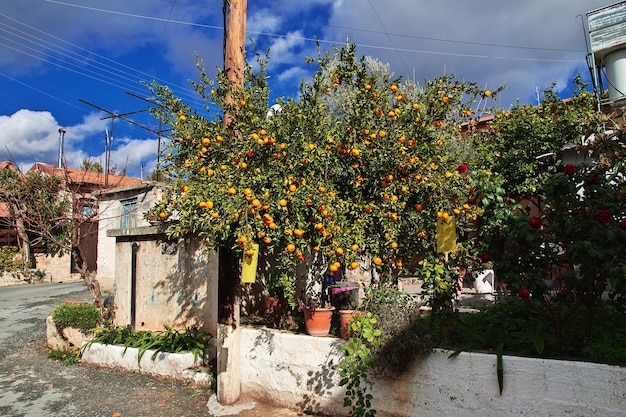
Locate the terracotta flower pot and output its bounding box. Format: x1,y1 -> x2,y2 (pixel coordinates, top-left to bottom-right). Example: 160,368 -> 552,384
339,310 -> 360,340
302,306 -> 335,336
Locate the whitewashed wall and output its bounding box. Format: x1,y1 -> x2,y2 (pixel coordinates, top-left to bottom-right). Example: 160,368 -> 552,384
240,327 -> 626,417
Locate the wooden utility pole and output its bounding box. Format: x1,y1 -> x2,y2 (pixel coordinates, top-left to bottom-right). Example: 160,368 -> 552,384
217,0 -> 247,406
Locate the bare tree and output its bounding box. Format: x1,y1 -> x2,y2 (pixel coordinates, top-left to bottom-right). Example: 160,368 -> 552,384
0,165 -> 105,308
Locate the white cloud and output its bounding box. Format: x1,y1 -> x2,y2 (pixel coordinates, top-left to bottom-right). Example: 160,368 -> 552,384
247,8 -> 283,34
277,66 -> 309,84
0,109 -> 155,175
91,136 -> 159,179
0,109 -> 60,165
317,0 -> 611,105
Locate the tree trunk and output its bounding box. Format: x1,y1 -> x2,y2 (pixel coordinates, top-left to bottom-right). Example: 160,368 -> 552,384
13,215 -> 32,268
72,246 -> 102,309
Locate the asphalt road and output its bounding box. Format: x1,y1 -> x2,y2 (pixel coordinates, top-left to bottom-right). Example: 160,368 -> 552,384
0,282 -> 311,417
0,282 -> 215,417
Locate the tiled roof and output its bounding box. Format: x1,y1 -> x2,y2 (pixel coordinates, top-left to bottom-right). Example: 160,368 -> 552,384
28,163 -> 142,188
0,161 -> 16,171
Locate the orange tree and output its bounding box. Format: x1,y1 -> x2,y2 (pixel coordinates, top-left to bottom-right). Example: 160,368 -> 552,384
146,44 -> 502,309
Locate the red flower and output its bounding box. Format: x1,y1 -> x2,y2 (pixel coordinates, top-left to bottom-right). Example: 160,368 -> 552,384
518,287 -> 530,299
564,163 -> 577,177
481,252 -> 491,263
456,163 -> 468,173
620,219 -> 626,231
596,210 -> 613,223
528,216 -> 542,229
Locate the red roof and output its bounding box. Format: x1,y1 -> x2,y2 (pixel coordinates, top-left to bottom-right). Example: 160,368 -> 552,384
28,163 -> 142,188
0,161 -> 17,171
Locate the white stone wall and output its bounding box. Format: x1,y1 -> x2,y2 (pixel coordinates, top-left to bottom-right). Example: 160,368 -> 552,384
97,186 -> 163,293
96,198 -> 118,292
239,327 -> 626,417
81,342 -> 208,385
113,236 -> 218,338
34,252 -> 72,282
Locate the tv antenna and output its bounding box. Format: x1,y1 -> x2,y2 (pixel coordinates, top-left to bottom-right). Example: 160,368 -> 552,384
79,99 -> 161,186
125,91 -> 171,179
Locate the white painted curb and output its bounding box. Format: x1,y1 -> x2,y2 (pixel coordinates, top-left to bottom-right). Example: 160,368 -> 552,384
81,342 -> 210,386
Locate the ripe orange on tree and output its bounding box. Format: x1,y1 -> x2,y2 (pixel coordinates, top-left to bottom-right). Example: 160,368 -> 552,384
148,43 -> 501,310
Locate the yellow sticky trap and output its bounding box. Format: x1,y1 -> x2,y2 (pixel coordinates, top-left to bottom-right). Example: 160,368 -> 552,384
241,244 -> 259,283
437,217 -> 456,253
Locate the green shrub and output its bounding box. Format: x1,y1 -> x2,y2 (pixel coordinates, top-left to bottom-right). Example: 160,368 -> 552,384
429,296 -> 626,364
0,246 -> 27,273
48,348 -> 79,366
51,303 -> 102,334
339,286 -> 434,417
83,325 -> 211,364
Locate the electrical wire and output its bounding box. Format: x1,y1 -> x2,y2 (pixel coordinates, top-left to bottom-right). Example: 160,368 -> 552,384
366,0 -> 411,76
0,13 -> 210,110
43,0 -> 584,62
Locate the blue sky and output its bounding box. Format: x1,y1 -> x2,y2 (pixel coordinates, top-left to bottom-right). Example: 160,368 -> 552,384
0,0 -> 617,178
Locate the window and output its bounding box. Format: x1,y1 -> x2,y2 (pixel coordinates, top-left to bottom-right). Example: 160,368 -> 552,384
120,198 -> 137,229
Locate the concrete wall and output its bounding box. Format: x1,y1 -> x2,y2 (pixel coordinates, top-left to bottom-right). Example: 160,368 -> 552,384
112,228 -> 218,338
0,270 -> 52,286
34,252 -> 73,282
97,185 -> 162,293
96,198 -> 118,293
81,342 -> 209,386
239,327 -> 626,417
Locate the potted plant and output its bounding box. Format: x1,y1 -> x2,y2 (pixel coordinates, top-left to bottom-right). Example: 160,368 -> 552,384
263,273 -> 294,329
300,300 -> 335,337
329,278 -> 361,339
264,273 -> 285,309
297,255 -> 336,337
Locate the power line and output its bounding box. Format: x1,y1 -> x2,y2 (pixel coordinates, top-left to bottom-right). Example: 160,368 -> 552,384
0,13 -> 206,101
43,0 -> 585,62
0,71 -> 84,114
366,0 -> 411,76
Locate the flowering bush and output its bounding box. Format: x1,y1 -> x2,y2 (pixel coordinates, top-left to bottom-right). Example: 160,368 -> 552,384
146,44 -> 502,307
0,246 -> 27,273
484,126 -> 626,353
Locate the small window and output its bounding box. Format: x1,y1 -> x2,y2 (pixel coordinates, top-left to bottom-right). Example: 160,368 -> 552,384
120,198 -> 137,229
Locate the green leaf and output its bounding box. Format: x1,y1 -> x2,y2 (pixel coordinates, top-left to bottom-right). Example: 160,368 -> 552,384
533,334 -> 544,355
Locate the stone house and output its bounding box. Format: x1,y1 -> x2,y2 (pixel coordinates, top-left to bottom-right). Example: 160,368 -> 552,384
0,161 -> 142,283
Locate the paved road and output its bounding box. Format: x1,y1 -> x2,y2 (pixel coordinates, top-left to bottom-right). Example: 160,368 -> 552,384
0,282 -> 90,345
0,282 -> 216,417
0,282 -> 310,417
